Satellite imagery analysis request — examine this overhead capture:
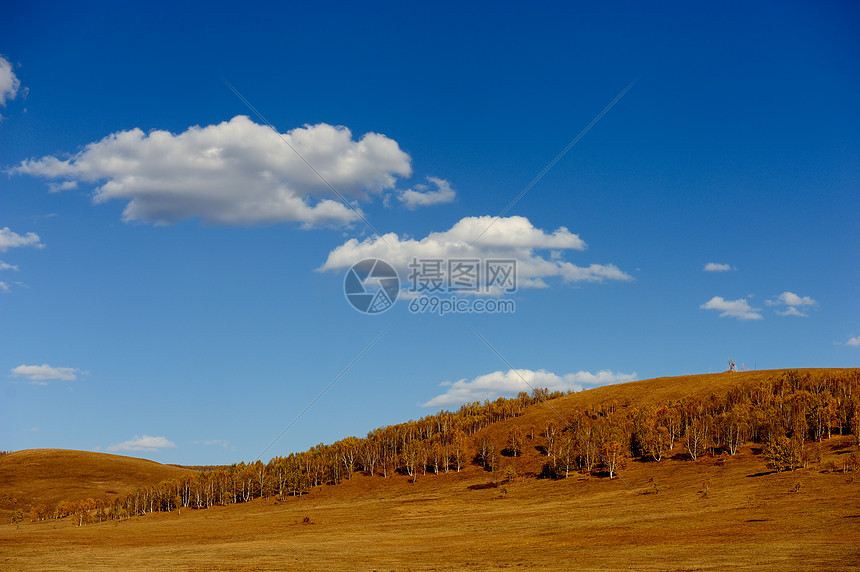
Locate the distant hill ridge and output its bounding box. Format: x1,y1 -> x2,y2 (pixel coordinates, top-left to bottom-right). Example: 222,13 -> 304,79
0,449 -> 193,516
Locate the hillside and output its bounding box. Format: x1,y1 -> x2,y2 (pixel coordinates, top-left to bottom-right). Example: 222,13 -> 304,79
554,368 -> 839,411
1,437 -> 858,570
0,449 -> 194,517
1,368 -> 858,570
470,368 -> 853,470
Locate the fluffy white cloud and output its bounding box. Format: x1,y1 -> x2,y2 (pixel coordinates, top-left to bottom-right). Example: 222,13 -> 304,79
766,291 -> 817,317
700,296 -> 762,320
704,262 -> 732,272
0,227 -> 44,252
11,364 -> 80,382
845,336 -> 860,347
398,176 -> 456,209
321,215 -> 631,289
0,281 -> 9,293
0,56 -> 21,106
766,291 -> 816,307
0,261 -> 19,271
10,116 -> 412,226
422,368 -> 637,408
107,435 -> 177,453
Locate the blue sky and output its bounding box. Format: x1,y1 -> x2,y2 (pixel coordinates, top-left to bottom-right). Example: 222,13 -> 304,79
1,1 -> 858,465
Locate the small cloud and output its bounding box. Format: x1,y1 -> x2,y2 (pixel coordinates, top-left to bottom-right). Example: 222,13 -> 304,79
1,280 -> 29,292
107,435 -> 177,452
11,363 -> 80,382
766,291 -> 817,317
0,227 -> 44,252
47,181 -> 78,193
193,439 -> 230,448
704,262 -> 733,272
0,55 -> 22,107
0,231 -> 41,292
421,368 -> 636,408
771,291 -> 816,306
700,296 -> 762,320
398,176 -> 456,209
777,306 -> 807,317
845,336 -> 860,347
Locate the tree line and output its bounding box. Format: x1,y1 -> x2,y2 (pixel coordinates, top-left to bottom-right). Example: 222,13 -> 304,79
25,370 -> 860,525
28,390 -> 563,524
538,369 -> 859,478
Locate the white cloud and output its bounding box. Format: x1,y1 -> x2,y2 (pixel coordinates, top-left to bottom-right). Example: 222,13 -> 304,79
320,215 -> 632,289
48,180 -> 79,193
0,227 -> 44,252
704,262 -> 732,272
765,291 -> 817,317
398,176 -> 456,209
769,291 -> 816,306
700,296 -> 762,320
781,292 -> 815,306
422,368 -> 637,408
0,56 -> 21,107
0,230 -> 42,293
9,115 -> 412,226
776,306 -> 806,317
11,364 -> 80,381
107,435 -> 177,453
194,439 -> 230,448
845,336 -> 860,347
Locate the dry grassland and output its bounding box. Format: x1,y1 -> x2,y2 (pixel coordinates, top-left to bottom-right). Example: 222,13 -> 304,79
2,369 -> 858,570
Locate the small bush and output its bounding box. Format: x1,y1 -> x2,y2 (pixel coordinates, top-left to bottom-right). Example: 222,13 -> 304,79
764,436 -> 802,472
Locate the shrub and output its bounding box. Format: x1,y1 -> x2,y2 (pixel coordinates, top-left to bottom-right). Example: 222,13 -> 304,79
764,436 -> 802,472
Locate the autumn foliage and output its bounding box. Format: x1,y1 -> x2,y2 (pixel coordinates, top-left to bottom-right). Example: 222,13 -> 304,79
26,369 -> 860,524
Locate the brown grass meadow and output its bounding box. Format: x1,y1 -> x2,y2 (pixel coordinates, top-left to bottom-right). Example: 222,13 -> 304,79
2,369 -> 858,570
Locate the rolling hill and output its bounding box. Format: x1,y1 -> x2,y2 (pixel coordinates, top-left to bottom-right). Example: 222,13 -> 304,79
0,449 -> 193,518
1,368 -> 858,570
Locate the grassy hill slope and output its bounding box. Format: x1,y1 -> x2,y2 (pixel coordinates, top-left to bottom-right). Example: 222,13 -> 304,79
475,368 -> 848,475
2,437 -> 857,570
0,449 -> 193,517
1,369 -> 858,570
543,368 -> 843,418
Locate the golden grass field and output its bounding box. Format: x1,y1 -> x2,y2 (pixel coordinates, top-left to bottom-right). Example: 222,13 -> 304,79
2,369 -> 859,571
0,449 -> 193,519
